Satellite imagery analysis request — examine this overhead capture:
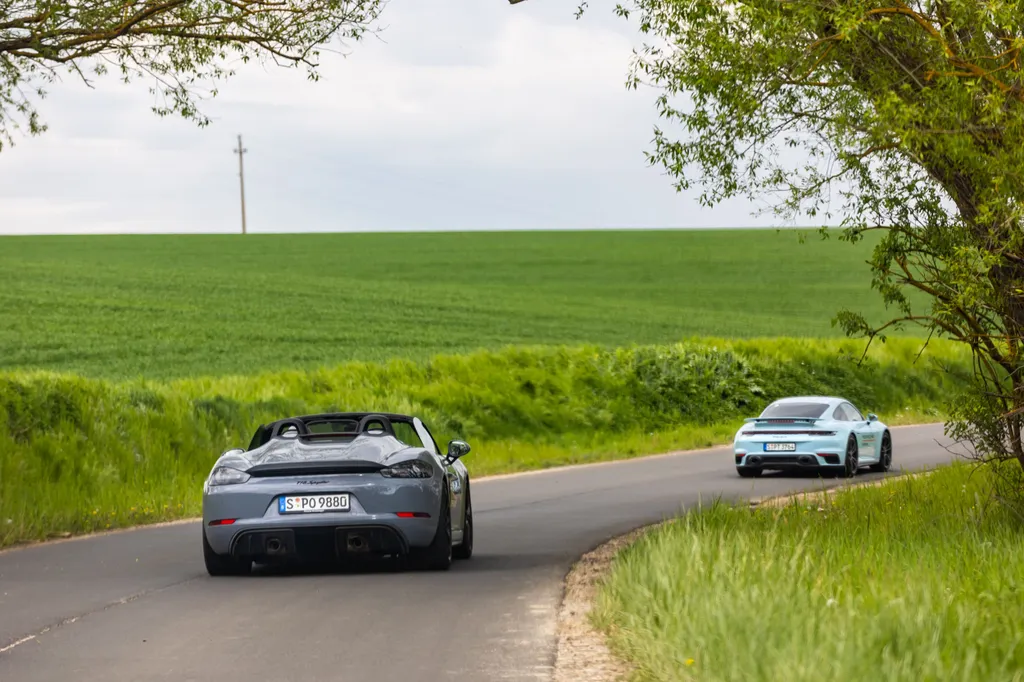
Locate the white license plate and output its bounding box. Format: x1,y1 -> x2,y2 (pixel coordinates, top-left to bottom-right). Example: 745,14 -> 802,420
279,494 -> 350,514
764,442 -> 796,452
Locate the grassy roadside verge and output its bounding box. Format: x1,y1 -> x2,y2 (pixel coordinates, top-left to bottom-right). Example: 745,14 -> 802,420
0,337 -> 968,548
593,463 -> 1024,682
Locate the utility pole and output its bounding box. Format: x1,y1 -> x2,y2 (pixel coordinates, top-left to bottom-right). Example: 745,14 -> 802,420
234,134 -> 248,235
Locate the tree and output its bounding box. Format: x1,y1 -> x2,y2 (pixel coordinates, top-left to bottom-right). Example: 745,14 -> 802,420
0,0 -> 383,150
558,0 -> 1024,470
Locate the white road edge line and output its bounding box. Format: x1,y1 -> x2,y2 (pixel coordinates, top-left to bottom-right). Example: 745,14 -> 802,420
462,420 -> 944,483
0,421 -> 945,555
0,580 -> 197,653
0,634 -> 37,654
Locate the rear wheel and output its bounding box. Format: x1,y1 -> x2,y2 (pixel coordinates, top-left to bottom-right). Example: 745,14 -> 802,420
413,487 -> 452,571
202,529 -> 251,576
453,483 -> 473,560
870,431 -> 892,473
843,435 -> 859,478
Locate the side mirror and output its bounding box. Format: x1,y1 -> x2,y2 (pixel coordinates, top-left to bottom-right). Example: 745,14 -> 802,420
446,439 -> 471,461
867,413 -> 878,422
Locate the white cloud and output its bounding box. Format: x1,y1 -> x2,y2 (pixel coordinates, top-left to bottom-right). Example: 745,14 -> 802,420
0,0 -> 799,234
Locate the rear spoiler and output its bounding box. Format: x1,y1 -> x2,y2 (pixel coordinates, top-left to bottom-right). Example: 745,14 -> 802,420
744,417 -> 825,424
246,460 -> 385,477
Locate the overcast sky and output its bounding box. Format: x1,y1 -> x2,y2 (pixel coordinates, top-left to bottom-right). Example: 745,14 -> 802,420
0,0 -> 803,235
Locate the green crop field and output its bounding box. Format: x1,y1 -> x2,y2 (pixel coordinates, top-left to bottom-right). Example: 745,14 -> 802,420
0,228 -> 917,379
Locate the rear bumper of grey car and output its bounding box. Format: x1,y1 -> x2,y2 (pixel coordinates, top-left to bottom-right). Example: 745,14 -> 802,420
231,524 -> 410,560
205,514 -> 438,559
202,473 -> 444,558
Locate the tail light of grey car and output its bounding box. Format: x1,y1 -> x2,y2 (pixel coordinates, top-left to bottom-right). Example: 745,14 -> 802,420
379,460 -> 433,478
208,466 -> 251,486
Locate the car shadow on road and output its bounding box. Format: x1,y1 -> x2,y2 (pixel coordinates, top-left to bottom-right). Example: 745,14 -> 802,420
248,555 -> 409,577
751,467 -> 914,491
242,551 -> 556,578
438,552 -> 556,573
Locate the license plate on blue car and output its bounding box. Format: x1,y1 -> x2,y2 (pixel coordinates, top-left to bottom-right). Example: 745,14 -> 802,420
279,494 -> 350,514
764,442 -> 796,452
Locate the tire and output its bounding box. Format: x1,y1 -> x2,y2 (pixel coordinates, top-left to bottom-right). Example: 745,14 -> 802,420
737,467 -> 762,478
203,529 -> 251,576
414,485 -> 453,571
843,435 -> 859,478
453,482 -> 473,560
870,431 -> 892,473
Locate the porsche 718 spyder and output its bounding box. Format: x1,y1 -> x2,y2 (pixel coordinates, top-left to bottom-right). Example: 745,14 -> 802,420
733,396 -> 893,478
201,412 -> 473,575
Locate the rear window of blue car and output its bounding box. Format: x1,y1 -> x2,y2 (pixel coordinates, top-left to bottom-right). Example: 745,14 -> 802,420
760,402 -> 829,418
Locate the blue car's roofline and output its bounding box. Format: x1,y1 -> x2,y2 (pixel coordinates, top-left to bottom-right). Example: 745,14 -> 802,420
757,396 -> 849,419
744,416 -> 827,423
767,395 -> 846,405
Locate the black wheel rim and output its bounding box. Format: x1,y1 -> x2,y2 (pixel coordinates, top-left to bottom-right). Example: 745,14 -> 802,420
882,436 -> 891,467
847,440 -> 858,474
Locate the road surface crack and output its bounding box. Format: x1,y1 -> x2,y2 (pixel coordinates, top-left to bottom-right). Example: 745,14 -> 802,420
0,576 -> 203,655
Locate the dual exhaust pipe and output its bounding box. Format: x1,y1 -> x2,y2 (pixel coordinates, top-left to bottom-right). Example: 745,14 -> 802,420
259,531 -> 371,556
254,528 -> 374,557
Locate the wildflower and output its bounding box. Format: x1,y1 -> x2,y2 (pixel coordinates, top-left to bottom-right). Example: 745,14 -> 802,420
686,658 -> 695,666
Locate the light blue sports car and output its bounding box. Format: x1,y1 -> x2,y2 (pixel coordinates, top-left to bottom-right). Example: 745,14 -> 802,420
733,396 -> 892,478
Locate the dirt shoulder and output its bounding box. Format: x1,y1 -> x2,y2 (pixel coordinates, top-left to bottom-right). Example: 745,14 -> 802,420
551,527 -> 646,682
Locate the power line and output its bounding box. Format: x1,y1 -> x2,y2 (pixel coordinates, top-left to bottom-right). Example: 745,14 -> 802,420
234,134 -> 248,235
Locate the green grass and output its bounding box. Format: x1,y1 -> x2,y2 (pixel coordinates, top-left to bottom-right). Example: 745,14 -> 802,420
0,336 -> 968,548
593,464 -> 1024,682
0,229 -> 925,379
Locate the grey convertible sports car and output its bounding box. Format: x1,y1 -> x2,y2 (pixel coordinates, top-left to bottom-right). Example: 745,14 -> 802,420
201,412 -> 473,576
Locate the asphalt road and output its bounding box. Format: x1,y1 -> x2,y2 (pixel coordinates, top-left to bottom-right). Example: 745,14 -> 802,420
0,423 -> 960,681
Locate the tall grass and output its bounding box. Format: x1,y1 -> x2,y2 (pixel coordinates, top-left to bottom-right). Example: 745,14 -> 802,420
0,337 -> 968,547
593,464 -> 1024,682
